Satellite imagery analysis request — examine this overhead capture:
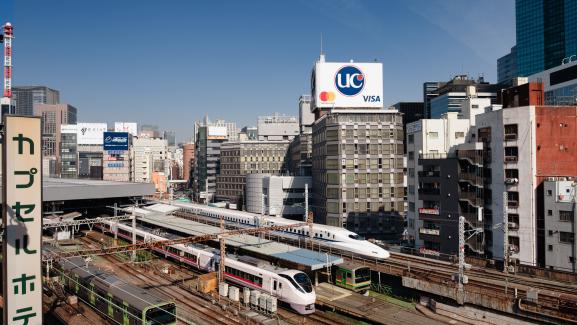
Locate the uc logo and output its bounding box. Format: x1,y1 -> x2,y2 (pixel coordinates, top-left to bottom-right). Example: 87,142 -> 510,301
335,66 -> 364,96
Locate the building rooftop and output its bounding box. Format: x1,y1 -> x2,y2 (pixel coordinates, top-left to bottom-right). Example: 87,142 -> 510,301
0,177 -> 155,203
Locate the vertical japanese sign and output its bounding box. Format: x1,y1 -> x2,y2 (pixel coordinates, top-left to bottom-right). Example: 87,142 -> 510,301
3,115 -> 42,325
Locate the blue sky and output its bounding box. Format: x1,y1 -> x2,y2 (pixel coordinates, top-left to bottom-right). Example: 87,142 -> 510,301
4,0 -> 514,142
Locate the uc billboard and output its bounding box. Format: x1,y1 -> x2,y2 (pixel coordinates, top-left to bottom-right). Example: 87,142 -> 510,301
103,132 -> 129,151
312,61 -> 383,109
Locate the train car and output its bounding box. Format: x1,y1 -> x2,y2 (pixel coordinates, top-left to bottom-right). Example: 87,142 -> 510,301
333,262 -> 372,293
99,221 -> 316,314
58,256 -> 177,325
170,201 -> 390,259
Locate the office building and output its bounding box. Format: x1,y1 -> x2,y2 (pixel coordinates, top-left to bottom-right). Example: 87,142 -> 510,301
139,124 -> 160,138
245,174 -> 311,219
132,137 -> 169,183
103,132 -> 132,182
216,140 -> 290,206
60,124 -> 78,179
516,0 -> 577,77
257,114 -> 299,141
163,130 -> 176,147
543,179 -> 576,272
182,143 -> 195,187
428,75 -> 500,118
288,132 -> 312,177
13,86 -> 59,116
77,123 -> 107,180
239,126 -> 257,141
1,97 -> 15,116
192,117 -> 237,202
498,46 -> 518,84
299,95 -> 315,133
406,96 -> 489,255
35,104 -> 77,173
423,82 -> 445,118
392,102 -> 425,153
529,59 -> 577,105
311,110 -> 406,239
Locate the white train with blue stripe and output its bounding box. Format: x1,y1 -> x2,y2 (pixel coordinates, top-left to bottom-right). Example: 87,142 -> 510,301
170,202 -> 390,259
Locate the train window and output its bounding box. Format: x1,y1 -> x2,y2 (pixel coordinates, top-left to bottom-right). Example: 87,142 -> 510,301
273,280 -> 277,291
320,234 -> 323,238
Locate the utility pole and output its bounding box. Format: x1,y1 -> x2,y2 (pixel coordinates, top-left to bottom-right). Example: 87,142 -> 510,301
219,217 -> 225,284
131,206 -> 136,262
503,191 -> 509,274
458,216 -> 465,293
307,211 -> 314,250
304,183 -> 309,222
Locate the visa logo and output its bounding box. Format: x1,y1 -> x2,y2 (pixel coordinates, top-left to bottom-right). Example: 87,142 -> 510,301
363,95 -> 381,102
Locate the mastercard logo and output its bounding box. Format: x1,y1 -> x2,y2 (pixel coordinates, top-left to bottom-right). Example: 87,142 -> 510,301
320,91 -> 335,102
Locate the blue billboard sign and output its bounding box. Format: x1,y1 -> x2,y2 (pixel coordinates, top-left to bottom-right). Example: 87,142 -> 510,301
103,132 -> 129,151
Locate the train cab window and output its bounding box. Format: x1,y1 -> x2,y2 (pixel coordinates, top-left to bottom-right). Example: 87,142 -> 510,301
348,234 -> 365,240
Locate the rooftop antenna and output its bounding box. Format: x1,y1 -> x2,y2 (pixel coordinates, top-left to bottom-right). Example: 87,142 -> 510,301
319,33 -> 325,62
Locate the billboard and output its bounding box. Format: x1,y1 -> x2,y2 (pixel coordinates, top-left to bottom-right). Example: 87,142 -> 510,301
114,122 -> 138,137
313,61 -> 383,108
60,124 -> 77,134
3,116 -> 43,324
103,132 -> 129,151
207,126 -> 227,140
77,123 -> 107,145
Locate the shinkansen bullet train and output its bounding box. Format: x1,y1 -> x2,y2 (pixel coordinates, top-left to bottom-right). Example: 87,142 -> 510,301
98,221 -> 316,314
170,202 -> 390,259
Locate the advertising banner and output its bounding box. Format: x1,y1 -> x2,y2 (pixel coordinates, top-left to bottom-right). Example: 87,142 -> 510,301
3,115 -> 43,325
103,132 -> 129,151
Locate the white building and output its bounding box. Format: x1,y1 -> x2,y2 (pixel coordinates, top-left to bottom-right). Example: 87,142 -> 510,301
245,174 -> 311,219
131,137 -> 168,183
257,113 -> 299,141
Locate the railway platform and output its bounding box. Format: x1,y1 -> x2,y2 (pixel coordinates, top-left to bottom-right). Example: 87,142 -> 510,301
314,282 -> 445,325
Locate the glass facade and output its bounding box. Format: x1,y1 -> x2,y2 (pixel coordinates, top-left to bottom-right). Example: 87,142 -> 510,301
516,0 -> 577,76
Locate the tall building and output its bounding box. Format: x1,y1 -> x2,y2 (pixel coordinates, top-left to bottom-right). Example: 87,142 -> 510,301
77,122 -> 107,180
427,75 -> 500,118
182,143 -> 195,187
543,179 -> 576,272
288,132 -> 312,176
516,0 -> 577,77
35,103 -> 77,174
216,140 -> 290,206
192,117 -> 237,202
13,86 -> 59,116
497,46 -> 518,84
406,97 -> 491,255
299,95 -> 315,133
139,124 -> 160,138
423,81 -> 445,118
132,137 -> 168,183
245,174 -> 312,219
257,114 -> 299,141
392,102 -> 425,153
163,130 -> 176,147
60,124 -> 78,178
528,59 -> 577,105
103,132 -> 132,182
311,110 -> 406,239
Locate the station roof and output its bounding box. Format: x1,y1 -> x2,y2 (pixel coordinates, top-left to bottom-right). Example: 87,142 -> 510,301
138,213 -> 343,270
0,177 -> 155,203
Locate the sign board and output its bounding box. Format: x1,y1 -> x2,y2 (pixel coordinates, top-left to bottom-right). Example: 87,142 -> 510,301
60,124 -> 77,134
114,122 -> 138,137
103,132 -> 129,151
313,61 -> 383,109
77,122 -> 107,145
207,126 -> 227,140
3,115 -> 43,325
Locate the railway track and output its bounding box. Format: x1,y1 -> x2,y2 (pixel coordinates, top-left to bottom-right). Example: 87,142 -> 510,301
78,235 -> 246,325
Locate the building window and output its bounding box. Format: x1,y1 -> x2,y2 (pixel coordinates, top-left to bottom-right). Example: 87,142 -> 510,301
547,209 -> 553,216
547,189 -> 553,196
408,134 -> 414,144
428,132 -> 439,139
560,232 -> 575,244
504,124 -> 518,140
548,245 -> 553,251
455,132 -> 465,138
408,152 -> 414,161
559,210 -> 573,222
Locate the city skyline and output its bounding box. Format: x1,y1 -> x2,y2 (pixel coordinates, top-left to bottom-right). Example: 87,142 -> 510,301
5,0 -> 514,141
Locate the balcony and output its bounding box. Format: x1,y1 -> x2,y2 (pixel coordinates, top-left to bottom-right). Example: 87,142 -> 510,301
418,170 -> 440,178
457,150 -> 483,166
504,156 -> 518,163
460,171 -> 483,186
419,153 -> 449,160
507,200 -> 519,208
419,228 -> 440,236
504,134 -> 517,141
418,207 -> 440,215
458,190 -> 483,207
